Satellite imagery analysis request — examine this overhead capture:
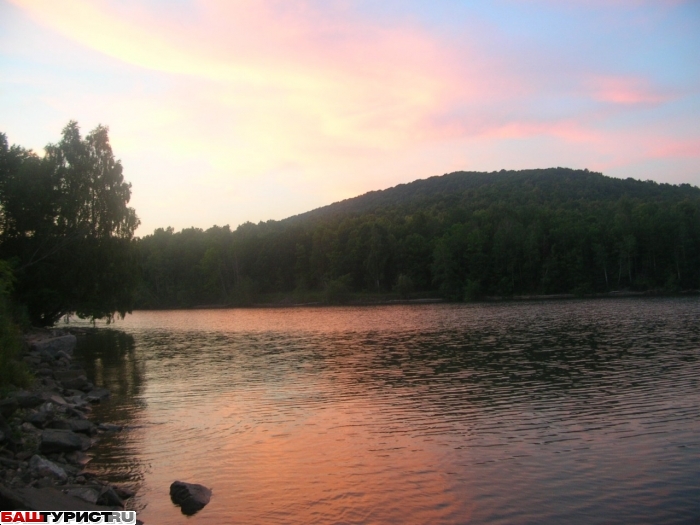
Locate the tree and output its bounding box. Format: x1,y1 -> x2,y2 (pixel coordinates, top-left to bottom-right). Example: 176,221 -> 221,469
0,122 -> 140,325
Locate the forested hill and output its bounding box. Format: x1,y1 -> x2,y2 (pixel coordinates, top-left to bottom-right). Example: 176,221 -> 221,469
135,168 -> 700,308
285,168 -> 699,223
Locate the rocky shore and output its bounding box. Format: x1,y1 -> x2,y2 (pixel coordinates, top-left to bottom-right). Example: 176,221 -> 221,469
0,329 -> 140,518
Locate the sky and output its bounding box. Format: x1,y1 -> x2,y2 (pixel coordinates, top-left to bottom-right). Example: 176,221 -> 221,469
1,0 -> 699,236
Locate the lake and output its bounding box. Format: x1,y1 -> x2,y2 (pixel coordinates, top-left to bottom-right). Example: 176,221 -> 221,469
73,298 -> 700,524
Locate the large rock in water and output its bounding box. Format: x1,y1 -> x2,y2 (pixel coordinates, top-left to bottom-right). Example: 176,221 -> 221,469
170,481 -> 212,515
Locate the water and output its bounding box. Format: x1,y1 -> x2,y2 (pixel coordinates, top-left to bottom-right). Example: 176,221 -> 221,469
73,298 -> 700,524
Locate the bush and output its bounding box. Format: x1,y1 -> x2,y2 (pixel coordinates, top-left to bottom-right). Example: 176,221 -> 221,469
323,277 -> 351,304
0,261 -> 31,389
394,274 -> 415,299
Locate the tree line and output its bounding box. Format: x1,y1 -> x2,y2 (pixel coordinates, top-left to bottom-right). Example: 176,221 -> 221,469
134,169 -> 700,307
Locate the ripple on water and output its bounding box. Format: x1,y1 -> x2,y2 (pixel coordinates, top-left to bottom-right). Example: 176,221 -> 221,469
76,298 -> 700,524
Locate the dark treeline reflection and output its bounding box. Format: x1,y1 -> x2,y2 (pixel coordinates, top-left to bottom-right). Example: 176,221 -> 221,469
76,330 -> 144,402
74,330 -> 147,492
133,168 -> 700,308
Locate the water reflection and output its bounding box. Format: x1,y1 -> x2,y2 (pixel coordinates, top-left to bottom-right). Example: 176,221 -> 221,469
73,299 -> 700,524
75,330 -> 147,493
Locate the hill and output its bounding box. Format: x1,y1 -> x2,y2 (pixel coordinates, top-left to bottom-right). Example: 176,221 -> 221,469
287,168 -> 700,222
135,168 -> 700,307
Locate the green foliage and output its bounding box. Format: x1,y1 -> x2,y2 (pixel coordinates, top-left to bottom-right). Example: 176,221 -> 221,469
0,123 -> 139,325
394,274 -> 415,299
323,276 -> 351,304
134,168 -> 700,307
0,260 -> 31,388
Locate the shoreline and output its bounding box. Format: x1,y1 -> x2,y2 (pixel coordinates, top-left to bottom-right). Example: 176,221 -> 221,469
148,289 -> 700,311
0,329 -> 141,520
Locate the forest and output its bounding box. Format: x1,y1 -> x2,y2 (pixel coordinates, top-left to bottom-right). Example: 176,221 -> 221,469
134,168 -> 700,307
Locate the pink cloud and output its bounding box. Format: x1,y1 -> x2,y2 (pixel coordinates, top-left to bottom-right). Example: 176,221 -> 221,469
587,76 -> 669,105
649,138 -> 700,159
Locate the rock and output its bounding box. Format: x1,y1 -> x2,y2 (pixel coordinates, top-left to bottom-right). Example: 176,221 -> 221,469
0,457 -> 22,469
21,422 -> 39,434
86,388 -> 110,403
55,350 -> 72,361
49,419 -> 94,435
98,423 -> 122,432
16,450 -> 33,461
0,414 -> 19,451
29,455 -> 67,480
42,393 -> 70,406
55,370 -> 89,390
15,392 -> 44,409
65,450 -> 91,467
97,485 -> 124,507
170,481 -> 212,515
23,355 -> 41,366
30,334 -> 77,358
0,397 -> 19,418
40,429 -> 89,453
62,376 -> 89,390
113,485 -> 135,500
66,486 -> 100,504
66,407 -> 89,420
41,378 -> 59,389
27,411 -> 52,429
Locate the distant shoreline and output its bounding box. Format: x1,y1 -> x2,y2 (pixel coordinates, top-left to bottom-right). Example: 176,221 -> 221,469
158,289 -> 700,311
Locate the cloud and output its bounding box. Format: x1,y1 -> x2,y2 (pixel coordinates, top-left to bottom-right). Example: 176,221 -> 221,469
587,75 -> 669,105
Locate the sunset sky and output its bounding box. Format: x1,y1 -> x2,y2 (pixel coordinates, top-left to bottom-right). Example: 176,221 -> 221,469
1,0 -> 698,235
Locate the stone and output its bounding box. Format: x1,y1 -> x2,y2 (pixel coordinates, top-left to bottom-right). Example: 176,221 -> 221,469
27,411 -> 52,429
0,414 -> 19,451
21,422 -> 39,434
30,334 -> 77,358
49,419 -> 95,435
86,388 -> 110,403
15,392 -> 44,409
62,376 -> 89,390
170,481 -> 212,515
55,369 -> 87,385
0,397 -> 19,418
56,370 -> 90,391
29,455 -> 67,480
55,350 -> 72,361
40,429 -> 89,453
66,407 -> 89,420
67,486 -> 100,504
41,378 -> 59,390
65,451 -> 91,467
98,423 -> 122,432
113,485 -> 135,500
97,485 -> 124,507
42,393 -> 70,406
